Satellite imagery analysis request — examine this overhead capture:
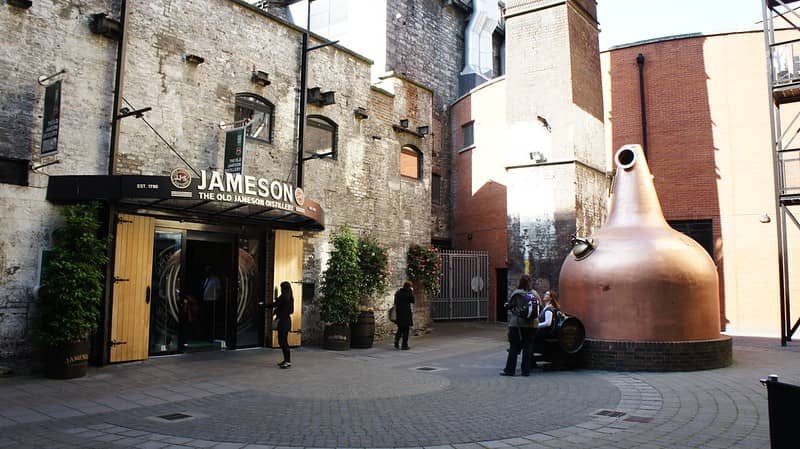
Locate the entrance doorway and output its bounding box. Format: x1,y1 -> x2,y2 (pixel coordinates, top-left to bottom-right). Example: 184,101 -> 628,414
185,237 -> 235,350
148,227 -> 264,356
496,268 -> 508,322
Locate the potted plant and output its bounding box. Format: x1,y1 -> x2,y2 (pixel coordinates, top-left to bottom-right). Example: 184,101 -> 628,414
350,234 -> 390,348
406,244 -> 442,331
37,203 -> 108,379
319,225 -> 361,350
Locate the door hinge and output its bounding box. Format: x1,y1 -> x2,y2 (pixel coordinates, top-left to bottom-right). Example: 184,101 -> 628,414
110,339 -> 127,346
116,216 -> 134,224
113,276 -> 130,283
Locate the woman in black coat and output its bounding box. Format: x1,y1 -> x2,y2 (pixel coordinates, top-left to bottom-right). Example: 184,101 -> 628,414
394,281 -> 415,350
264,281 -> 294,368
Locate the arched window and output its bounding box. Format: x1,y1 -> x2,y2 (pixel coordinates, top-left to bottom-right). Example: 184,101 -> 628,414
305,115 -> 337,159
400,145 -> 422,179
235,93 -> 274,143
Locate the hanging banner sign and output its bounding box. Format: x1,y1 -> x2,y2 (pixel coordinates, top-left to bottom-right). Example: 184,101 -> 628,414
224,126 -> 246,174
41,80 -> 62,156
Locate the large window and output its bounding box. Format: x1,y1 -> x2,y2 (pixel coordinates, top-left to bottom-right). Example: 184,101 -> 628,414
305,115 -> 337,159
400,145 -> 422,179
235,93 -> 274,143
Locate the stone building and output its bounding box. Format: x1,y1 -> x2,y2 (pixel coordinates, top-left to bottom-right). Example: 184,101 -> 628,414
0,0 -> 434,371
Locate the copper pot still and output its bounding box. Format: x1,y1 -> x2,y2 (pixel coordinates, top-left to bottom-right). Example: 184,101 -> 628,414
559,145 -> 721,342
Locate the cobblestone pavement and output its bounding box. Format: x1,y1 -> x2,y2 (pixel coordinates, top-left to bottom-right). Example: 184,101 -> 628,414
1,322 -> 799,448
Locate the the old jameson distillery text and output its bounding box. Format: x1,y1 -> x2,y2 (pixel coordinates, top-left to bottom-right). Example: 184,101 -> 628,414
195,170 -> 306,210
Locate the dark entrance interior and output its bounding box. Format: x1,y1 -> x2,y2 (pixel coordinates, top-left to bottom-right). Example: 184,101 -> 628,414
496,268 -> 508,322
149,226 -> 264,356
184,236 -> 236,350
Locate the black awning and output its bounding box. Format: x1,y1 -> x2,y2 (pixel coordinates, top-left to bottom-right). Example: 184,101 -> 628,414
47,174 -> 324,230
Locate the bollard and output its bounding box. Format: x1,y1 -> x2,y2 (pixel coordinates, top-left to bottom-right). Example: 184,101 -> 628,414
760,374 -> 800,449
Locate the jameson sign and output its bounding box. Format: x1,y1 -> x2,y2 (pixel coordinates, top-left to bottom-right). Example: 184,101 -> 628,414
194,169 -> 306,211
224,126 -> 246,174
41,80 -> 62,156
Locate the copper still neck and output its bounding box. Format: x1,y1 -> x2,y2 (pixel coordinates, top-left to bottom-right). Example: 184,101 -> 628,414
606,145 -> 667,228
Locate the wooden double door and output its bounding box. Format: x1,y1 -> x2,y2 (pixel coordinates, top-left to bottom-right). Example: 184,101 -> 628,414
108,214 -> 303,363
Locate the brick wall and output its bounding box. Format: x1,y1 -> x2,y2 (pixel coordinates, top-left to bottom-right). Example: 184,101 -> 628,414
580,337 -> 733,371
451,78 -> 509,319
604,37 -> 725,325
0,0 -> 435,367
0,0 -> 117,371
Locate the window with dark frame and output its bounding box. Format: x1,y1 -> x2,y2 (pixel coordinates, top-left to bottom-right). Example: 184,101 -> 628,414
234,93 -> 274,143
0,157 -> 29,186
305,115 -> 338,159
462,121 -> 474,148
400,146 -> 422,179
668,219 -> 714,258
431,173 -> 441,204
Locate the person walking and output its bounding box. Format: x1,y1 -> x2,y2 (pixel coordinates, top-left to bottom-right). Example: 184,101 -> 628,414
394,281 -> 415,350
264,281 -> 294,368
501,275 -> 539,376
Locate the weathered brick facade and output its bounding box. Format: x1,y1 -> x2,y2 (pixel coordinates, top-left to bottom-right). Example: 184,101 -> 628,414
386,0 -> 469,244
0,0 -> 433,370
0,0 -> 118,370
503,0 -> 607,298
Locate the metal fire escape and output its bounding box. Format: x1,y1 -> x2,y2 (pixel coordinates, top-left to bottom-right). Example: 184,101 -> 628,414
763,0 -> 800,345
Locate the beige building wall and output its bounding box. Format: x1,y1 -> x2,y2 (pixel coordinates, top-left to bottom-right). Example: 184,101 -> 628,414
602,30 -> 800,337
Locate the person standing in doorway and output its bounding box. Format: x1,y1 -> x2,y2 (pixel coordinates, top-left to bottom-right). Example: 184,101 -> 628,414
202,266 -> 222,341
264,281 -> 294,368
394,281 -> 415,350
202,266 -> 221,301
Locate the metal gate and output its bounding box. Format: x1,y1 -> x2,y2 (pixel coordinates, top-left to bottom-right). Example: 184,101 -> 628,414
432,250 -> 489,320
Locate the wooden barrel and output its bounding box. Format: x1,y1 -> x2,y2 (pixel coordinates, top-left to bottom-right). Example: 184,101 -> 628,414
351,311 -> 375,348
44,339 -> 90,379
323,324 -> 350,350
554,315 -> 585,354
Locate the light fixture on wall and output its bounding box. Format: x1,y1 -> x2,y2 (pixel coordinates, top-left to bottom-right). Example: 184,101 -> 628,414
307,87 -> 335,106
536,115 -> 551,132
529,151 -> 546,163
89,13 -> 122,40
417,125 -> 430,136
116,106 -> 151,120
251,70 -> 271,86
399,119 -> 409,128
354,107 -> 369,120
184,54 -> 205,64
760,213 -> 772,223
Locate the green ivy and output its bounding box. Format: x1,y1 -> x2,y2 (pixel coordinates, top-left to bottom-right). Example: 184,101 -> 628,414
319,225 -> 361,325
38,203 -> 109,347
407,244 -> 442,296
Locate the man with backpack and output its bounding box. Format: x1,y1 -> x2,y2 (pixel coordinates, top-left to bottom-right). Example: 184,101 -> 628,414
501,274 -> 540,376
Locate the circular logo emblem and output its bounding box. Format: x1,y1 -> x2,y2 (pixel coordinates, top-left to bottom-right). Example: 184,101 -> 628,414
170,168 -> 192,189
294,187 -> 305,206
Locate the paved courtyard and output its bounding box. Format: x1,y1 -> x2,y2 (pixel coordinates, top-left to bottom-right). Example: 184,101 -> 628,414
1,321 -> 798,448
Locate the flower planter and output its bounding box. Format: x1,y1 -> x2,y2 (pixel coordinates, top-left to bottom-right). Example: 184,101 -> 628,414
44,339 -> 90,379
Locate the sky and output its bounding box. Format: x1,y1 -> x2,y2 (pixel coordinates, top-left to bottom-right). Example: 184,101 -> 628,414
597,0 -> 766,51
